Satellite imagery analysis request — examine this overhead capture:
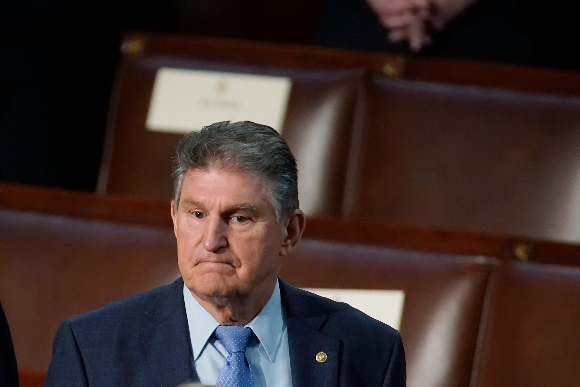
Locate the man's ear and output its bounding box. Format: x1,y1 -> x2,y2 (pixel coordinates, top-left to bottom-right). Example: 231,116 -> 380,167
170,200 -> 178,238
280,209 -> 306,257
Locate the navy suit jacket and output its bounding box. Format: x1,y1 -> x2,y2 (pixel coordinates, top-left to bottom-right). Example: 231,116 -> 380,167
45,278 -> 406,386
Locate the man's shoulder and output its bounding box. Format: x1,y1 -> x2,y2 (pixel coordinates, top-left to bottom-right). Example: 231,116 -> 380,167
280,281 -> 406,385
280,281 -> 401,340
66,277 -> 183,330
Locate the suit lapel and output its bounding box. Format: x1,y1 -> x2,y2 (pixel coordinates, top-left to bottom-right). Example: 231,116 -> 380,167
139,278 -> 197,387
281,281 -> 340,387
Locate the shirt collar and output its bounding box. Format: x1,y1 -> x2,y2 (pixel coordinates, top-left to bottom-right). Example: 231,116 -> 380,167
183,280 -> 285,363
183,284 -> 219,361
247,280 -> 285,363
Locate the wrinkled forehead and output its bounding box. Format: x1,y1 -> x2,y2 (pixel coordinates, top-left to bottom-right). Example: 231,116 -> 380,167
183,164 -> 274,198
174,161 -> 277,211
196,161 -> 270,183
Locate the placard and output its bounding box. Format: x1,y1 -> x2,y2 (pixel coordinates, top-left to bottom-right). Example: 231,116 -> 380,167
146,68 -> 292,133
304,288 -> 405,330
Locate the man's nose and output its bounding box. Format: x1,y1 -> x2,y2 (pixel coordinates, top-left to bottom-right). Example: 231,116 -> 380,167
202,217 -> 228,252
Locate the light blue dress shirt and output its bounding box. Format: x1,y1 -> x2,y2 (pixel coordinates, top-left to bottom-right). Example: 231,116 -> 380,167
183,280 -> 293,387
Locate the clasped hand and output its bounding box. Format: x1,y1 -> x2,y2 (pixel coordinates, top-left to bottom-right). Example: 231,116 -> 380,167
367,0 -> 478,51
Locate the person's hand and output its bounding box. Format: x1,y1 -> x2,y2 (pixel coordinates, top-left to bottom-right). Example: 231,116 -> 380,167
427,0 -> 478,32
367,0 -> 432,51
367,0 -> 479,51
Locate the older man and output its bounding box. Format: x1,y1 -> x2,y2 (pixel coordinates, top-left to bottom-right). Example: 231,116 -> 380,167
45,121 -> 405,386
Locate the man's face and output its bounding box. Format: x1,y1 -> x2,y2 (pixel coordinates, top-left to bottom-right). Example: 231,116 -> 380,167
171,167 -> 292,305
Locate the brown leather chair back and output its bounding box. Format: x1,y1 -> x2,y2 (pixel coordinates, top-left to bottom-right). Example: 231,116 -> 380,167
0,207 -> 179,371
98,34 -> 379,216
472,261 -> 580,386
344,76 -> 580,242
281,238 -> 498,387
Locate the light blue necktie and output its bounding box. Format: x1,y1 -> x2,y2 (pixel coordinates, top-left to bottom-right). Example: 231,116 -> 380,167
215,326 -> 254,387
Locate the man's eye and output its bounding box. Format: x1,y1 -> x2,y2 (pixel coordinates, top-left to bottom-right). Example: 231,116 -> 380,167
232,215 -> 249,223
192,211 -> 204,219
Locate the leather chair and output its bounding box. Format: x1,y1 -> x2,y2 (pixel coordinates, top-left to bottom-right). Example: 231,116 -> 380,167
97,34 -> 393,216
344,75 -> 580,242
471,261 -> 580,386
0,206 -> 179,371
281,239 -> 498,387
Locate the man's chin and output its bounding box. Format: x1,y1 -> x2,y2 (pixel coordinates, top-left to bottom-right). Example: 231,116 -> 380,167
188,284 -> 240,302
204,290 -> 236,299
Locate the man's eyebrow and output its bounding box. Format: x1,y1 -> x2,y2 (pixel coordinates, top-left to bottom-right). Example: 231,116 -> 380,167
181,199 -> 258,213
224,203 -> 259,213
182,198 -> 203,207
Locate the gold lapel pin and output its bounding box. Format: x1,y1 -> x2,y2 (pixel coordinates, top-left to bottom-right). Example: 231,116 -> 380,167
316,351 -> 328,363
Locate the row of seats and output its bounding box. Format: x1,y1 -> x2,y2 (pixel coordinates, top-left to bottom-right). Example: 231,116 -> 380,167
97,33 -> 580,243
2,183 -> 580,386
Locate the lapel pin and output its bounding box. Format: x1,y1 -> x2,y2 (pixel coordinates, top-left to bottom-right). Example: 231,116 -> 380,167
316,351 -> 328,363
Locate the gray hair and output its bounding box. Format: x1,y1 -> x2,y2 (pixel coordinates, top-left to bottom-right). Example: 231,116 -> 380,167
172,121 -> 298,222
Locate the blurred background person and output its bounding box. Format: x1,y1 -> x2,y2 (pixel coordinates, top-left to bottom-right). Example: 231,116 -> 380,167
318,0 -> 580,69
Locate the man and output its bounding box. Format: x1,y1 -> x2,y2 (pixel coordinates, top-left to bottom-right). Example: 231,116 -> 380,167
45,121 -> 406,386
